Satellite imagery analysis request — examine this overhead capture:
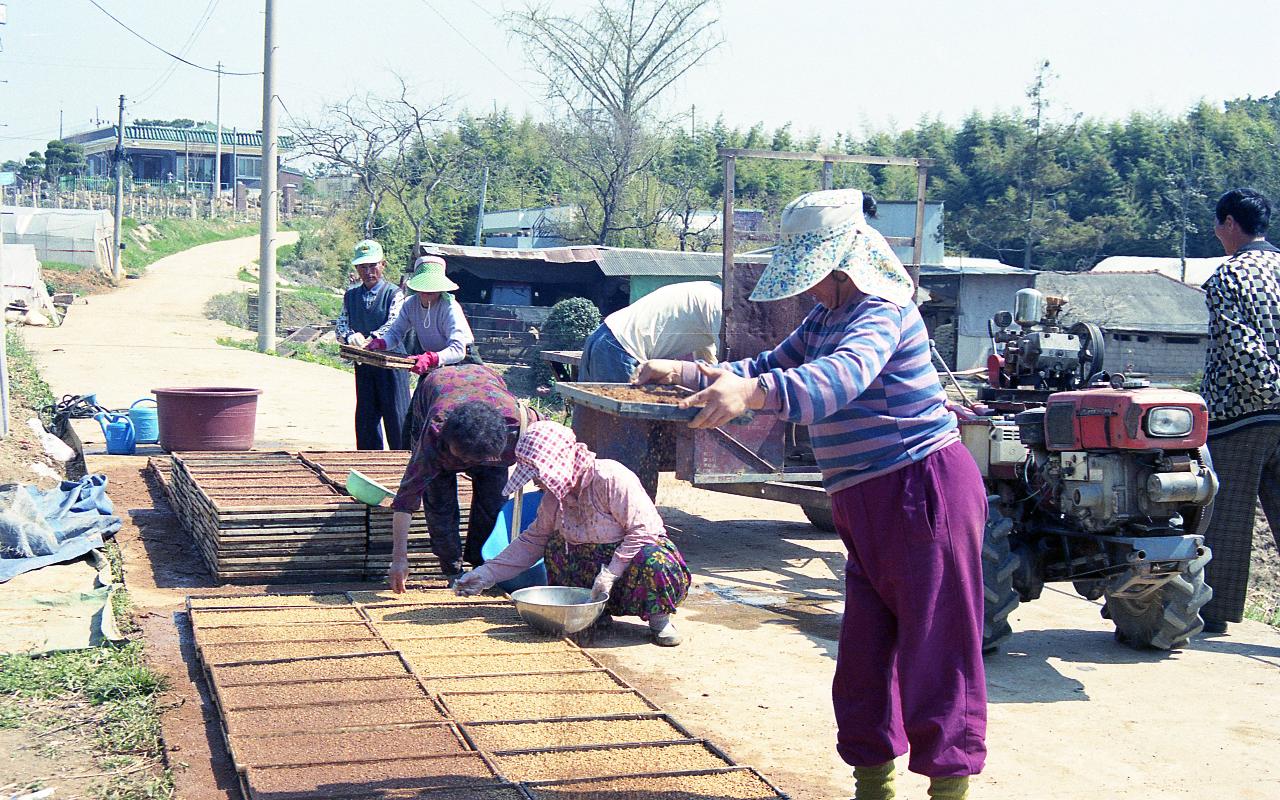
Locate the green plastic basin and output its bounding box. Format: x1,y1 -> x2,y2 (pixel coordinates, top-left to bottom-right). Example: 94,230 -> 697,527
346,469 -> 393,506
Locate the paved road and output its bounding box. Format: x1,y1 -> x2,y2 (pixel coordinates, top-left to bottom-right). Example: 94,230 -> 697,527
25,232 -> 358,451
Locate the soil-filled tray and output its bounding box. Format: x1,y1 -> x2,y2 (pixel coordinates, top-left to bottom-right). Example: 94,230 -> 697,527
430,670 -> 625,694
555,382 -> 699,421
218,676 -> 427,711
233,723 -> 467,768
225,697 -> 445,736
393,634 -> 578,656
493,741 -> 731,783
408,651 -> 599,679
242,753 -> 498,799
349,589 -> 504,606
374,619 -> 529,640
196,622 -> 378,645
188,593 -> 352,609
367,604 -> 523,623
523,767 -> 788,799
200,638 -> 390,666
191,607 -> 365,628
211,653 -> 409,687
464,715 -> 691,752
441,691 -> 658,722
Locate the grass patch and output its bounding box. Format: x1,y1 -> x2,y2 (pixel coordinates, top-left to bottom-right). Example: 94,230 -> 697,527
6,329 -> 56,412
204,286 -> 343,331
216,336 -> 353,373
237,266 -> 255,283
1245,599 -> 1280,628
122,217 -> 257,277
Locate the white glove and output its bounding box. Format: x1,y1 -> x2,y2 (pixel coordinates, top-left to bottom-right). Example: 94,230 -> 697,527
453,568 -> 496,597
591,566 -> 619,601
348,332 -> 369,348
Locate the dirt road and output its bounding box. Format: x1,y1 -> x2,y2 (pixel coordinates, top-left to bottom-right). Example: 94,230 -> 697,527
28,234 -> 1280,798
24,232 -> 357,451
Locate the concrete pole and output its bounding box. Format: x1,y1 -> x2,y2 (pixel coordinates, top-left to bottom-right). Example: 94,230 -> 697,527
257,0 -> 278,352
474,165 -> 488,246
212,62 -> 222,217
112,94 -> 125,284
1,215 -> 9,438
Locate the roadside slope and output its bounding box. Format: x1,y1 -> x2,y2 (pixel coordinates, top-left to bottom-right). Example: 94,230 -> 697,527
23,232 -> 355,450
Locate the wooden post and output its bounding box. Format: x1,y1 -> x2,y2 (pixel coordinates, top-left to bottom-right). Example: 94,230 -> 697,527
822,160 -> 834,190
913,165 -> 929,266
721,154 -> 736,360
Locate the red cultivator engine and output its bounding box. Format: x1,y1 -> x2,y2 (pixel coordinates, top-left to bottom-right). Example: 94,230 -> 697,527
956,289 -> 1218,652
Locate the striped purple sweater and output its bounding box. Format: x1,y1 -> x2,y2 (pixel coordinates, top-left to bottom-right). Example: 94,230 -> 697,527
685,297 -> 957,494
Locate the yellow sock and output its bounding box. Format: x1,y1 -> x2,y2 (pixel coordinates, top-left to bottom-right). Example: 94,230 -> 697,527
853,761 -> 895,800
928,775 -> 970,800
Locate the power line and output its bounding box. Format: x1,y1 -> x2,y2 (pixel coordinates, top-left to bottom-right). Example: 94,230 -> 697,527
132,0 -> 220,106
416,0 -> 534,99
86,0 -> 259,76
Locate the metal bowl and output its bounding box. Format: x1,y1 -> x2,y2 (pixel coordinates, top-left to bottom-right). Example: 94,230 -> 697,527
510,586 -> 608,635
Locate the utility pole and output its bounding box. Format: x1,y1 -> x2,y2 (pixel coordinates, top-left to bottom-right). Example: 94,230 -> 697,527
212,61 -> 222,217
112,94 -> 125,284
59,108 -> 63,139
474,165 -> 488,246
257,0 -> 278,352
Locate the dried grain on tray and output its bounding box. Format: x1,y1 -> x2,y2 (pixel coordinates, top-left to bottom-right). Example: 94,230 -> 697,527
349,589 -> 507,606
392,633 -> 577,656
243,753 -> 497,797
225,697 -> 444,736
366,604 -> 524,625
407,651 -> 598,678
190,607 -> 364,628
187,593 -> 352,609
212,653 -> 406,686
196,622 -> 377,644
201,638 -> 389,665
465,716 -> 689,751
218,676 -> 427,710
233,724 -> 466,767
524,768 -> 785,800
372,616 -> 526,639
582,384 -> 692,404
442,690 -> 655,722
430,670 -> 623,694
494,742 -> 730,782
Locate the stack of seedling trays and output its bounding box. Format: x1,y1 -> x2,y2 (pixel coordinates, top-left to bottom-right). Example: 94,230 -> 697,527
169,452 -> 367,583
145,456 -> 176,507
187,589 -> 789,799
301,450 -> 473,581
339,342 -> 418,370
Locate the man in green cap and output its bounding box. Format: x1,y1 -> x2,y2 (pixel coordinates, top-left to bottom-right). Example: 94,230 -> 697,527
337,239 -> 410,449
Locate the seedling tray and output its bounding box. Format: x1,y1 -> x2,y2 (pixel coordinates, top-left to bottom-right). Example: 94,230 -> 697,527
440,690 -> 660,723
521,766 -> 789,799
492,740 -> 733,783
392,633 -> 580,656
461,714 -> 693,752
217,675 -> 427,711
241,752 -> 500,799
407,650 -> 601,679
555,383 -> 699,421
224,696 -> 447,737
232,722 -> 468,768
427,669 -> 626,694
186,593 -> 352,610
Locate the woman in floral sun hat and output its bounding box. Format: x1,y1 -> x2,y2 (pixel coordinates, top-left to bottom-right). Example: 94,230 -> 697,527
635,189 -> 987,799
453,421 -> 692,646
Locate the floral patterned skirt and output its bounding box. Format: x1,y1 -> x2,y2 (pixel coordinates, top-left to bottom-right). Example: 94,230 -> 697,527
543,532 -> 691,620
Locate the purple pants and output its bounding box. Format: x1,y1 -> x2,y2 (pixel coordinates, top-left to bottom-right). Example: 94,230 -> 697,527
830,441 -> 988,777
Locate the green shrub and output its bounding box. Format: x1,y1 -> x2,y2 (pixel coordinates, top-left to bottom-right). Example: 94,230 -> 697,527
532,297 -> 601,386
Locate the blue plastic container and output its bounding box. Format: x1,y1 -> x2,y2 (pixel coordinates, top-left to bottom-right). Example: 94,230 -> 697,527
482,491 -> 547,593
94,412 -> 137,455
129,398 -> 160,444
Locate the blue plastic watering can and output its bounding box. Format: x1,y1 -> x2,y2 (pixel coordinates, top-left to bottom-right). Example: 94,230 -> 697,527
129,398 -> 159,444
94,412 -> 137,455
482,490 -> 547,592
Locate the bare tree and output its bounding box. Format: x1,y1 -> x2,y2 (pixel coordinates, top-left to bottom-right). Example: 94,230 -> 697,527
287,77 -> 452,238
510,0 -> 721,244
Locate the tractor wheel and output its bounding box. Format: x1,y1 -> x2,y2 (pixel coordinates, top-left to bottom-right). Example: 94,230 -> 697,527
802,504 -> 836,532
982,497 -> 1021,654
1103,548 -> 1213,650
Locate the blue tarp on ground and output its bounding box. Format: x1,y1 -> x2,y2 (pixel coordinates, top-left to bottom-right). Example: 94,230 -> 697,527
0,474 -> 122,582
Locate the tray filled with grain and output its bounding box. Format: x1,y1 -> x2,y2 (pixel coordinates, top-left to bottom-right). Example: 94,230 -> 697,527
187,592 -> 353,610
427,669 -> 626,694
190,606 -> 366,629
232,722 -> 468,768
209,652 -> 413,688
348,589 -> 505,606
392,633 -> 580,657
200,637 -> 391,666
217,675 -> 428,712
224,696 -> 446,737
195,621 -> 380,645
462,714 -> 693,752
407,650 -> 600,679
440,690 -> 659,723
522,766 -> 789,799
492,740 -> 733,783
241,752 -> 501,799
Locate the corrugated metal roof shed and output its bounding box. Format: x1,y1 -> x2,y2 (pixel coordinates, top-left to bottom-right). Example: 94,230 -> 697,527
68,125 -> 294,150
595,248 -> 721,277
1033,271 -> 1208,335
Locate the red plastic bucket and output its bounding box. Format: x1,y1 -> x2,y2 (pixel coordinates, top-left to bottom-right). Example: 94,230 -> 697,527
153,387 -> 263,452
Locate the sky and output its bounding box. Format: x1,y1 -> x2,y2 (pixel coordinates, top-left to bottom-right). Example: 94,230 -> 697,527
3,0 -> 1279,162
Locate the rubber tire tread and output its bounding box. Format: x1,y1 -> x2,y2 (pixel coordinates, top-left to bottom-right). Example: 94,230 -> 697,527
1104,547 -> 1213,650
982,496 -> 1020,654
802,504 -> 836,532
